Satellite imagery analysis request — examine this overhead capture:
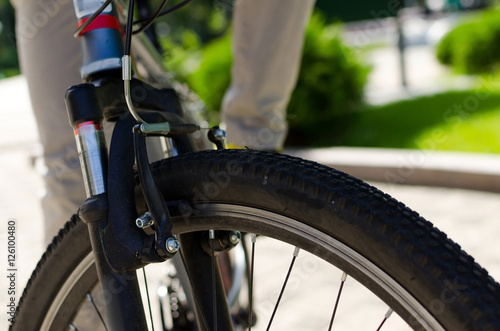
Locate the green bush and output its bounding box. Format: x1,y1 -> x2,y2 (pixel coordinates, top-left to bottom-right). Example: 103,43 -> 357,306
0,0 -> 19,78
286,15 -> 370,146
436,9 -> 500,74
161,28 -> 231,124
167,13 -> 370,146
185,32 -> 232,121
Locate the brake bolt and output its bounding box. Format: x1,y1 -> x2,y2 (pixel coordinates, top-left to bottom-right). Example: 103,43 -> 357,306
229,231 -> 241,245
166,237 -> 180,254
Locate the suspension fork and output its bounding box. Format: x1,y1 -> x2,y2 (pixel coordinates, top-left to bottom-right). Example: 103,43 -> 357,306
65,84 -> 148,330
67,1 -> 149,329
67,1 -> 235,329
65,81 -> 235,330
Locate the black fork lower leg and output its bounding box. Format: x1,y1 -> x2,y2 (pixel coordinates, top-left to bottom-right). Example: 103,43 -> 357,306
77,193 -> 149,331
88,218 -> 148,330
179,232 -> 234,331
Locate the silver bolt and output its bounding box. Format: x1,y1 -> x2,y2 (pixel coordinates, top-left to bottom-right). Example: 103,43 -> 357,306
165,237 -> 180,254
213,128 -> 227,140
136,212 -> 154,228
229,231 -> 241,245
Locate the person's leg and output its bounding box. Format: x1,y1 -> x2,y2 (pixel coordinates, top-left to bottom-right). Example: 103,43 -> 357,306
15,0 -> 85,244
222,0 -> 315,150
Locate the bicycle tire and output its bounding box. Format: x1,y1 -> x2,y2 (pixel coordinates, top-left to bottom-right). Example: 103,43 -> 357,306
10,149 -> 500,330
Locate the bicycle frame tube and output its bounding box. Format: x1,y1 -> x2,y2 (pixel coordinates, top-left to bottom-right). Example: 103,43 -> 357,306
73,0 -> 124,80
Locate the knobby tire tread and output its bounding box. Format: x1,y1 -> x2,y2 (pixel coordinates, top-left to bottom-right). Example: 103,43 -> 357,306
149,150 -> 500,330
9,214 -> 91,331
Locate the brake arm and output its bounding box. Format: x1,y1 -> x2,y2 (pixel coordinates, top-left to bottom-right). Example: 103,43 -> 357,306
133,124 -> 179,260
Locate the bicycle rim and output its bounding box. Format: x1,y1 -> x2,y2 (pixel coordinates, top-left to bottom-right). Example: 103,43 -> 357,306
25,204 -> 441,330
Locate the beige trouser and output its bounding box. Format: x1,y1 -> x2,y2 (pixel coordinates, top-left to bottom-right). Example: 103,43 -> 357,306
222,0 -> 315,150
14,0 -> 314,243
15,0 -> 85,244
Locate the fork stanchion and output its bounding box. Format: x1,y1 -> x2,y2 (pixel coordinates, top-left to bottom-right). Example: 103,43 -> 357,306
66,83 -> 108,198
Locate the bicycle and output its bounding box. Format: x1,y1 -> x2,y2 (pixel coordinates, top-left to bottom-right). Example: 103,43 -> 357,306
8,0 -> 500,330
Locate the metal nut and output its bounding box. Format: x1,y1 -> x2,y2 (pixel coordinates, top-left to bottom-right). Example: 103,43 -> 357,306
229,231 -> 241,245
165,237 -> 180,254
136,212 -> 153,228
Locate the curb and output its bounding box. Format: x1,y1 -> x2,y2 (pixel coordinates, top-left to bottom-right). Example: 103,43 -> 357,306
287,147 -> 500,193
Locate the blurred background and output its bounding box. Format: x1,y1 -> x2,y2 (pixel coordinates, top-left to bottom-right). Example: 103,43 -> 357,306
2,0 -> 500,151
0,0 -> 500,153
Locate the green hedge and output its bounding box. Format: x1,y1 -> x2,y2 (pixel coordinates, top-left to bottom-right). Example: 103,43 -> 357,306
0,0 -> 19,78
286,15 -> 370,146
437,9 -> 500,74
166,13 -> 370,146
184,32 -> 232,120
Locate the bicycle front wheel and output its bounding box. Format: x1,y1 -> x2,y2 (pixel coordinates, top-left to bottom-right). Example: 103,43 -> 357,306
11,150 -> 500,330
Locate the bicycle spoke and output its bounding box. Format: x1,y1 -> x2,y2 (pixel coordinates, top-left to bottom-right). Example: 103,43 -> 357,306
266,246 -> 300,331
376,308 -> 394,331
142,267 -> 155,331
86,292 -> 108,331
328,272 -> 348,330
248,233 -> 257,330
157,284 -> 169,330
209,229 -> 217,331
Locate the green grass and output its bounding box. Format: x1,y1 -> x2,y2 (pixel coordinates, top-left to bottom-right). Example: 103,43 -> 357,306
332,81 -> 500,153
